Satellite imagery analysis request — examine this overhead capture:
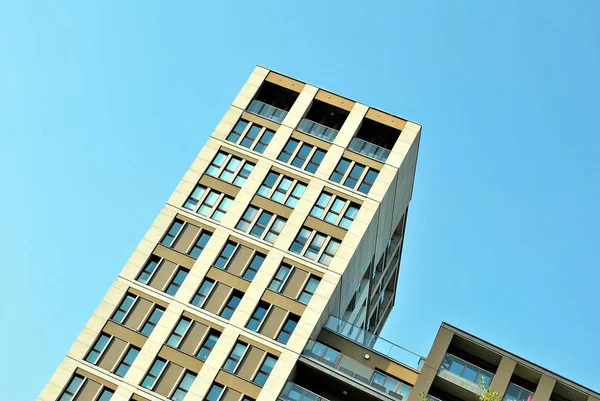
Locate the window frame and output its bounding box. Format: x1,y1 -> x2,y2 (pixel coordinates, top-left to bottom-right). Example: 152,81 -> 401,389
141,358 -> 168,390
276,314 -> 300,344
205,383 -> 225,401
277,138 -> 326,174
206,151 -> 255,187
268,263 -> 292,293
329,157 -> 379,195
246,301 -> 272,332
257,170 -> 307,207
310,192 -> 360,230
114,345 -> 140,377
170,370 -> 196,401
226,119 -> 275,154
197,329 -> 221,361
140,305 -> 165,336
223,341 -> 249,374
85,332 -> 113,365
58,374 -> 86,401
190,278 -> 216,308
184,184 -> 234,222
253,354 -> 277,387
298,275 -> 321,305
165,267 -> 190,296
111,293 -> 138,324
166,317 -> 193,349
161,219 -> 185,248
289,226 -> 341,266
236,206 -> 287,244
219,290 -> 243,320
136,255 -> 162,285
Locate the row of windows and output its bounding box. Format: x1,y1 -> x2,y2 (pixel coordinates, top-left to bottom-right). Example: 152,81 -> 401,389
183,185 -> 233,222
289,227 -> 341,266
112,293 -> 165,337
85,333 -> 140,378
236,206 -> 287,244
205,383 -> 254,401
58,374 -> 114,401
223,342 -> 277,386
223,120 -> 380,195
141,359 -> 196,401
160,219 -> 212,258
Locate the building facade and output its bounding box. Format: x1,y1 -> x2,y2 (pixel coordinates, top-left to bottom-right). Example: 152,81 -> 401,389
39,66 -> 421,401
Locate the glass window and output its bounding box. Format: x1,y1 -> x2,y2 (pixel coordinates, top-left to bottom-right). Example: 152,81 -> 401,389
85,333 -> 111,364
240,125 -> 261,148
269,264 -> 291,292
254,355 -> 277,386
339,203 -> 359,229
198,191 -> 219,217
161,219 -> 184,247
220,291 -> 242,320
224,342 -> 248,373
358,169 -> 378,194
167,317 -> 192,348
189,231 -> 212,258
258,171 -> 279,197
242,252 -> 265,281
197,330 -> 220,361
276,314 -> 299,344
264,216 -> 286,243
247,301 -> 270,331
278,139 -> 299,163
344,164 -> 364,189
330,158 -> 350,183
172,371 -> 196,401
165,268 -> 189,296
226,120 -> 248,143
112,294 -> 136,324
183,185 -> 207,210
324,198 -> 345,224
310,193 -> 332,219
305,233 -> 326,261
272,177 -> 292,203
205,383 -> 225,401
236,206 -> 259,232
207,152 -> 227,176
250,211 -> 273,238
191,279 -> 215,307
137,256 -> 161,284
306,148 -> 325,173
319,239 -> 340,266
219,156 -> 241,183
114,346 -> 140,377
212,196 -> 233,221
214,241 -> 238,270
97,388 -> 114,401
291,143 -> 312,169
298,276 -> 320,304
285,182 -> 307,207
254,129 -> 274,153
141,358 -> 166,390
290,227 -> 311,254
233,162 -> 254,186
58,374 -> 84,401
140,306 -> 165,336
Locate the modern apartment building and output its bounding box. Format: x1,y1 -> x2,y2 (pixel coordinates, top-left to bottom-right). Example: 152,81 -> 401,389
38,66 -> 421,401
38,67 -> 598,401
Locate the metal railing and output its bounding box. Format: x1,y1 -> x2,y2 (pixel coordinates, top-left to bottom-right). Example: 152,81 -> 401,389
502,383 -> 535,401
427,395 -> 443,401
439,353 -> 494,387
348,137 -> 391,162
247,100 -> 288,123
278,382 -> 329,401
297,118 -> 338,142
324,315 -> 425,370
303,339 -> 412,400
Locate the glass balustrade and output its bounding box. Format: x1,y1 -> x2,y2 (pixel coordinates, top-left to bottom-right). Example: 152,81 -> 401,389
279,382 -> 329,401
297,118 -> 338,142
348,138 -> 391,162
323,315 -> 425,370
247,100 -> 288,123
439,353 -> 494,387
303,339 -> 412,400
503,383 -> 534,401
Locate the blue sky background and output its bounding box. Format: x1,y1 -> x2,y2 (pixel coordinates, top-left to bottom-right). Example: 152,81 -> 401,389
1,1 -> 599,400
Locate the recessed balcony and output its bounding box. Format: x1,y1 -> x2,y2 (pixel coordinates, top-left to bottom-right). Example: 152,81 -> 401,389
248,81 -> 298,123
279,382 -> 329,401
248,100 -> 288,123
303,339 -> 412,400
349,118 -> 401,163
297,100 -> 349,142
503,383 -> 535,401
437,353 -> 494,394
348,137 -> 391,162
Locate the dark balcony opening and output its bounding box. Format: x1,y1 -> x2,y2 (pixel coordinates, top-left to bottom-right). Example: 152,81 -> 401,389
304,100 -> 349,130
508,373 -> 539,394
551,382 -> 587,401
355,118 -> 401,151
428,384 -> 468,401
447,336 -> 501,374
446,345 -> 498,375
253,81 -> 298,112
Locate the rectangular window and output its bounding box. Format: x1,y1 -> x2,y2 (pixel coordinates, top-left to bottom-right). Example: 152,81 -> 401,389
171,371 -> 196,401
140,306 -> 165,336
137,255 -> 161,285
214,240 -> 239,270
330,158 -> 379,194
166,317 -> 192,348
206,151 -> 255,187
236,207 -> 287,244
97,389 -> 114,401
141,358 -> 167,390
268,264 -> 291,292
246,301 -> 270,332
85,333 -> 111,364
187,186 -> 233,222
220,290 -> 243,320
242,252 -> 265,281
114,346 -> 140,377
277,139 -> 326,174
226,119 -> 275,154
276,314 -> 299,344
161,219 -> 184,247
190,278 -> 215,307
223,342 -> 248,373
310,192 -> 360,230
197,330 -> 221,361
58,374 -> 85,401
205,383 -> 225,401
111,293 -> 137,324
298,276 -> 320,304
257,170 -> 307,207
253,355 -> 277,386
289,227 -> 341,266
165,267 -> 189,296
183,185 -> 207,210
189,231 -> 212,259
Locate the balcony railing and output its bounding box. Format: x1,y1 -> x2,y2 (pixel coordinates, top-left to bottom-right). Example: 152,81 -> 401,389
503,383 -> 534,401
247,100 -> 288,123
427,396 -> 443,401
297,118 -> 339,142
279,382 -> 329,401
439,353 -> 494,388
324,315 -> 425,370
348,138 -> 391,162
303,339 -> 412,401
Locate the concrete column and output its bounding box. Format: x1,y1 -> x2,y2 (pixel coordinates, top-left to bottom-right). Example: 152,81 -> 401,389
532,375 -> 556,401
490,356 -> 517,396
587,396 -> 600,401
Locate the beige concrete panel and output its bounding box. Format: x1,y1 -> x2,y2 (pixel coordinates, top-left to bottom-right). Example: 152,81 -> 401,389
334,102 -> 369,149
424,326 -> 454,369
312,143 -> 345,183
262,290 -> 305,316
265,72 -> 305,93
204,283 -> 232,315
172,224 -> 200,254
179,321 -> 209,356
365,108 -> 407,131
315,89 -> 355,112
206,267 -> 250,292
532,375 -> 557,401
223,388 -> 244,401
155,362 -> 184,397
282,269 -> 309,300
260,306 -> 287,339
231,77 -> 262,111
98,337 -> 127,372
149,260 -> 178,292
103,321 -> 147,349
158,345 -> 203,374
77,380 -> 103,401
213,107 -> 245,141
237,346 -> 266,381
407,365 -> 437,401
227,245 -> 253,276
490,356 -> 518,397
216,370 -> 262,399
281,85 -> 317,130
261,125 -> 294,161
123,298 -> 152,332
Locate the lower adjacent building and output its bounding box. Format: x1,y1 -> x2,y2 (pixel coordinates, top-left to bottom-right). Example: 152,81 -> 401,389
39,67 -> 598,401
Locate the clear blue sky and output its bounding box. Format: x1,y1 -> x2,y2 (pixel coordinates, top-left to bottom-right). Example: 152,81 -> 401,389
1,1 -> 599,400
